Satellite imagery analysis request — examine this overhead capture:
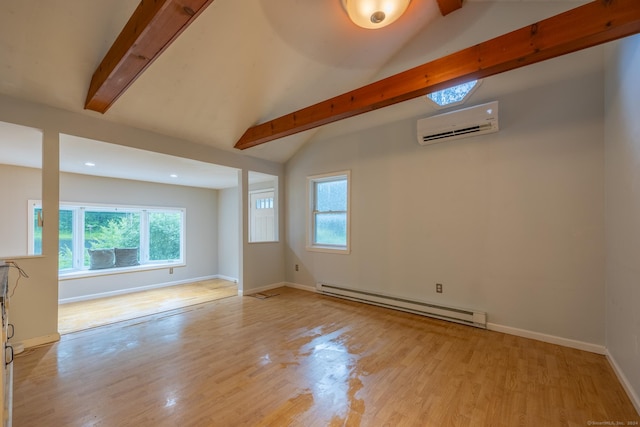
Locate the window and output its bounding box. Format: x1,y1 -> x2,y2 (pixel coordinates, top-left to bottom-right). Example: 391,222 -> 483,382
307,171 -> 350,253
255,197 -> 273,210
426,80 -> 480,109
29,201 -> 185,275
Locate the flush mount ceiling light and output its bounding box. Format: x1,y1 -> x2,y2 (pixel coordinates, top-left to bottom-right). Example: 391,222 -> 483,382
341,0 -> 411,29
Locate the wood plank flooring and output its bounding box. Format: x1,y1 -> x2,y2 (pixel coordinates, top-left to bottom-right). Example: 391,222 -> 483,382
14,287 -> 639,426
58,278 -> 238,334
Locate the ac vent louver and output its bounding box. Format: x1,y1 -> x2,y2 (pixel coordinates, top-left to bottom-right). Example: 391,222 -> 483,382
417,101 -> 499,146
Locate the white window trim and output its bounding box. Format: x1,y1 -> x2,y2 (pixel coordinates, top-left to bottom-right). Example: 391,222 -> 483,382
28,200 -> 186,276
58,260 -> 186,281
27,199 -> 41,255
306,170 -> 351,254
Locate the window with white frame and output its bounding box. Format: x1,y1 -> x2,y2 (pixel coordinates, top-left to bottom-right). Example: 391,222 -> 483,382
29,201 -> 185,274
307,171 -> 350,253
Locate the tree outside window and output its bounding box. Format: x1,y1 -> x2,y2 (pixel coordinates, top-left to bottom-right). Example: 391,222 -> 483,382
29,202 -> 185,273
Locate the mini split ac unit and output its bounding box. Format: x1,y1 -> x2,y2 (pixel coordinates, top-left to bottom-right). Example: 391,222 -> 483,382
417,101 -> 499,146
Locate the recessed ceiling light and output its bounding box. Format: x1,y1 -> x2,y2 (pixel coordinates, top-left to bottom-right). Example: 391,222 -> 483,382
84,162 -> 95,167
170,174 -> 178,178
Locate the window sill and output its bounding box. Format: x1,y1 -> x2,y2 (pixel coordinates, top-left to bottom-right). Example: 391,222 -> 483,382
59,262 -> 185,281
306,245 -> 350,255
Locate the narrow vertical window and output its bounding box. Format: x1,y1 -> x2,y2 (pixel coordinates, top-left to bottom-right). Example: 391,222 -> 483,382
58,208 -> 75,270
307,171 -> 350,253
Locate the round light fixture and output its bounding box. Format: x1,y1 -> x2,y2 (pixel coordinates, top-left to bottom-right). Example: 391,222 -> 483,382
341,0 -> 411,29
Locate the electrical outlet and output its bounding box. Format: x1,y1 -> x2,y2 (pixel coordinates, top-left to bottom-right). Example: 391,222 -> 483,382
295,264 -> 299,271
169,267 -> 174,274
436,283 -> 443,293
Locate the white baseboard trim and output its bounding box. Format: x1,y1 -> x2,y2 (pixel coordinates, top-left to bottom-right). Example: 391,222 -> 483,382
289,282 -> 605,354
216,274 -> 238,283
288,282 -> 606,355
284,282 -> 317,293
14,333 -> 61,350
487,322 -> 606,355
606,350 -> 640,415
279,286 -> 639,413
58,275 -> 219,304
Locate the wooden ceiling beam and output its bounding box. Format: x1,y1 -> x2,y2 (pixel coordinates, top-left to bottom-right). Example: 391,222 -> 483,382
436,0 -> 463,16
85,0 -> 215,113
235,0 -> 640,150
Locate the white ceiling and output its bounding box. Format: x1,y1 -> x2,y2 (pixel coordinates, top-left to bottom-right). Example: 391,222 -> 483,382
0,0 -> 595,186
0,120 -> 243,189
59,134 -> 242,189
0,120 -> 42,169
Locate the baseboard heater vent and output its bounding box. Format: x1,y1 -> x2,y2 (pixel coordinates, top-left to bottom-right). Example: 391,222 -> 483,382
316,283 -> 487,329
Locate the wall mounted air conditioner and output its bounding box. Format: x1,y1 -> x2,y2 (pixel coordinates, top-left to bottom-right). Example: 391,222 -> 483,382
417,101 -> 499,146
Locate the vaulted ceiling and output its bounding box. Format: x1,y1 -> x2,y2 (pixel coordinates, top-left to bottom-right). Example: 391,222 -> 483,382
1,0 -> 636,165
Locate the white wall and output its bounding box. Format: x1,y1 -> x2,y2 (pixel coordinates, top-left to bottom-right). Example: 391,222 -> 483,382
1,164 -> 242,302
0,94 -> 284,345
218,186 -> 239,281
286,52 -> 605,346
604,34 -> 640,411
0,164 -> 41,257
58,172 -> 218,300
242,170 -> 286,293
5,128 -> 59,347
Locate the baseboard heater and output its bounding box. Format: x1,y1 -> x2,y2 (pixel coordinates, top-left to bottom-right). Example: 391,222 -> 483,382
316,283 -> 487,329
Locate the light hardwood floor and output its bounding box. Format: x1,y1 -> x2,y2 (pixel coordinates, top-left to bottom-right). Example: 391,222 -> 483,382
58,278 -> 238,334
15,287 -> 639,426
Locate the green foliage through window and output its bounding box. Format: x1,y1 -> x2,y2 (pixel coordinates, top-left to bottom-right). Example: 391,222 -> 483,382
149,212 -> 181,261
29,203 -> 184,272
